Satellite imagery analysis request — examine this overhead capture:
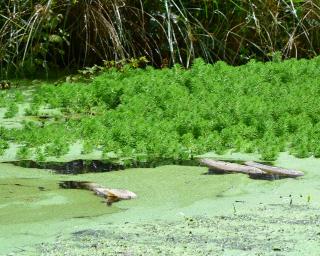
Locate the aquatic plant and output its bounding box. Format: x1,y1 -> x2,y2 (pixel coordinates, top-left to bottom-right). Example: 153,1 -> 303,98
35,147 -> 46,162
24,104 -> 41,116
4,103 -> 19,118
14,91 -> 25,102
16,146 -> 31,160
44,139 -> 69,158
81,140 -> 95,155
0,139 -> 9,156
3,57 -> 320,161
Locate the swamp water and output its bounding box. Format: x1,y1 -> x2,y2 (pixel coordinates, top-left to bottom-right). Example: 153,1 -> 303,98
1,153 -> 320,255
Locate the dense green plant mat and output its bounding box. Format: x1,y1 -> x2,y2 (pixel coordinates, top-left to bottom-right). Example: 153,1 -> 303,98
1,57 -> 320,162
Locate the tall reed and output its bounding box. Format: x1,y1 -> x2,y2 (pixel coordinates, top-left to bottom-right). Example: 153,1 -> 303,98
0,0 -> 319,76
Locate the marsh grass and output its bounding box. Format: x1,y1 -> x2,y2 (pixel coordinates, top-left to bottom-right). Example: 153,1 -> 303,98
1,0 -> 320,77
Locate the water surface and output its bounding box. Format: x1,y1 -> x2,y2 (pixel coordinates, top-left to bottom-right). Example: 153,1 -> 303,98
1,153 -> 320,255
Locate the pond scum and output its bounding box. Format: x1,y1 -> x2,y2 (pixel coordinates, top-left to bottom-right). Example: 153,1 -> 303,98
1,57 -> 320,163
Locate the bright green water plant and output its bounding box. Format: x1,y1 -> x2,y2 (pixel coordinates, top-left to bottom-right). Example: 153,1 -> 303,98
16,146 -> 31,160
3,57 -> 320,161
0,139 -> 9,156
44,139 -> 69,158
4,103 -> 19,118
35,147 -> 46,162
24,104 -> 41,116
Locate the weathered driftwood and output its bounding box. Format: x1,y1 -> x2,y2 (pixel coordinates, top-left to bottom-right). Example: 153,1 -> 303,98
90,185 -> 137,205
59,181 -> 137,206
244,161 -> 304,178
199,158 -> 266,175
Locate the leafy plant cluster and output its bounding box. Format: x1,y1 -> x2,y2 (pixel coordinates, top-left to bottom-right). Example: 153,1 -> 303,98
1,0 -> 320,77
0,88 -> 25,118
64,56 -> 150,83
3,57 -> 320,161
4,103 -> 19,119
0,139 -> 9,156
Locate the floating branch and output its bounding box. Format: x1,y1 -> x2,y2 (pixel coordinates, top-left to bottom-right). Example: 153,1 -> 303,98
244,161 -> 304,178
59,181 -> 137,206
199,158 -> 266,175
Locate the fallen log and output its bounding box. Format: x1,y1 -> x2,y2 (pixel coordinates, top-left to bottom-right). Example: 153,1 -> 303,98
199,158 -> 266,175
244,161 -> 304,178
59,181 -> 137,206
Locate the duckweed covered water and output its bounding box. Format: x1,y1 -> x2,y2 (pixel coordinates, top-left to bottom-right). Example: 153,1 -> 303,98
1,153 -> 320,255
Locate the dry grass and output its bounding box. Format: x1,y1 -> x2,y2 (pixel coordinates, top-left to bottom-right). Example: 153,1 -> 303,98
0,0 -> 320,76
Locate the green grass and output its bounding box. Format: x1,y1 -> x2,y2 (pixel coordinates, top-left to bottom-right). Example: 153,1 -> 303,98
3,57 -> 320,161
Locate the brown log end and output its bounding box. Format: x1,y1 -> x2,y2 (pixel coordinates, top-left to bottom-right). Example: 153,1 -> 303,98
244,161 -> 304,177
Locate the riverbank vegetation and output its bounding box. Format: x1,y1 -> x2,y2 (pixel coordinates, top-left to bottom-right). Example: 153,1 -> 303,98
1,2 -> 320,255
1,0 -> 320,77
1,57 -> 320,162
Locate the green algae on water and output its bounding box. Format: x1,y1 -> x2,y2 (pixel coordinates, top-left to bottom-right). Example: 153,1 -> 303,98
1,153 -> 319,255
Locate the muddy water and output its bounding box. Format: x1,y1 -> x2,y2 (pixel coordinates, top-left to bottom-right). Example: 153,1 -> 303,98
1,153 -> 320,255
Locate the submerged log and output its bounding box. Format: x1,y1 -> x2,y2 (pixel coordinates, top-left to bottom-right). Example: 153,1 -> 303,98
244,161 -> 304,177
59,181 -> 137,206
199,158 -> 266,175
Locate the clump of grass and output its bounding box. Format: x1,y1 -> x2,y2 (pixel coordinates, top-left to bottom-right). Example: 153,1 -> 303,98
44,139 -> 69,158
15,91 -> 25,102
81,141 -> 94,155
0,139 -> 9,156
4,103 -> 19,118
259,147 -> 279,162
16,146 -> 31,160
35,147 -> 46,162
24,104 -> 40,116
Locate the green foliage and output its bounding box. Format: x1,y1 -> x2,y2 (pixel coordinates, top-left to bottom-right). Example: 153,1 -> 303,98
35,147 -> 46,162
24,104 -> 41,116
15,91 -> 25,102
81,140 -> 95,155
3,57 -> 320,161
17,146 -> 31,160
64,56 -> 150,83
0,93 -> 6,108
44,139 -> 69,158
4,103 -> 19,118
0,139 -> 9,156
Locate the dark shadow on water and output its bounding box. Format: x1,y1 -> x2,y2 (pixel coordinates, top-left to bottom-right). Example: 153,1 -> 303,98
204,167 -> 289,181
72,229 -> 106,237
7,158 -> 291,180
205,169 -> 228,175
8,158 -> 201,175
248,173 -> 288,181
